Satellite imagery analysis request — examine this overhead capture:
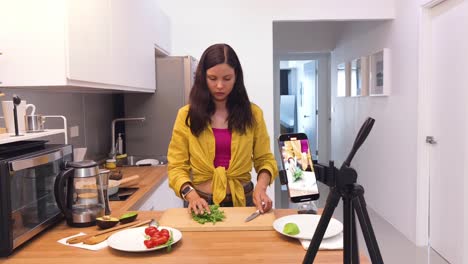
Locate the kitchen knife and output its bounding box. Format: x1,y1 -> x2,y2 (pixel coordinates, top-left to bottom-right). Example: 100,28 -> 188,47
245,201 -> 266,222
244,210 -> 261,222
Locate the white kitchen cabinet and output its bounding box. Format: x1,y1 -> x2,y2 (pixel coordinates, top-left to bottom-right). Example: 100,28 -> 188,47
67,0 -> 112,86
0,0 -> 170,92
138,178 -> 183,211
110,0 -> 159,90
154,5 -> 171,55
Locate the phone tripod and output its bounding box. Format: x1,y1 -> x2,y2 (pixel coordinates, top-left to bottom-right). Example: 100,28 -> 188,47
303,117 -> 384,264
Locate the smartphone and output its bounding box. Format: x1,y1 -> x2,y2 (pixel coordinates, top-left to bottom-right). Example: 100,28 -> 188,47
278,133 -> 319,202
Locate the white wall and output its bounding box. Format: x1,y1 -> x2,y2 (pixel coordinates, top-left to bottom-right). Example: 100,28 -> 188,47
157,0 -> 394,206
158,0 -> 394,131
331,1 -> 422,244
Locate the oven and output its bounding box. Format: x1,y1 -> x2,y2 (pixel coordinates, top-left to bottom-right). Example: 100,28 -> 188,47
0,142 -> 72,257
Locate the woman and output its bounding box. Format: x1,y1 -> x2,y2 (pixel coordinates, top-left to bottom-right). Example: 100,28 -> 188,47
167,43 -> 278,215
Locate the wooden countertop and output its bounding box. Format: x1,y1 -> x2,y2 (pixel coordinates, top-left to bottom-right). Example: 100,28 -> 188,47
108,166 -> 168,216
1,166 -> 370,264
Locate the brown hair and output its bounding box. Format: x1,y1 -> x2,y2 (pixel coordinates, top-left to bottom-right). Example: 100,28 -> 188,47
186,43 -> 254,136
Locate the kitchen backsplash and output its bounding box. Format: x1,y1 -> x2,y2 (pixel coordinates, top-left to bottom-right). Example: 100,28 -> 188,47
0,88 -> 118,161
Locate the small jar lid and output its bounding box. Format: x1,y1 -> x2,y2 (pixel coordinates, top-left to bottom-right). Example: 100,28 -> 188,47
106,159 -> 116,163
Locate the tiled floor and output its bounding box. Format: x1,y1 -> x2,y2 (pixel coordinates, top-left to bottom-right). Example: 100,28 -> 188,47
315,185 -> 450,264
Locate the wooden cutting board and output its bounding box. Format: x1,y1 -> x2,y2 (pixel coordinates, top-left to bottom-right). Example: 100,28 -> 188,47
159,207 -> 276,231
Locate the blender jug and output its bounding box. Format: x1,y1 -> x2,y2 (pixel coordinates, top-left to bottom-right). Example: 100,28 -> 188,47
54,160 -> 107,227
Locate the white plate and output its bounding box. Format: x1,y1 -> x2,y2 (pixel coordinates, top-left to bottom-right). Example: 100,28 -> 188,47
273,214 -> 343,240
107,226 -> 182,252
136,159 -> 159,166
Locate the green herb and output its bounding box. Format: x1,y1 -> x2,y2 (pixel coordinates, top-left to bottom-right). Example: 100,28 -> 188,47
191,204 -> 225,225
163,230 -> 174,252
293,169 -> 303,182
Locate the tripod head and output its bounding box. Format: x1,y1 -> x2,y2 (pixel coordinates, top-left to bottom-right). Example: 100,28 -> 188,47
342,117 -> 375,169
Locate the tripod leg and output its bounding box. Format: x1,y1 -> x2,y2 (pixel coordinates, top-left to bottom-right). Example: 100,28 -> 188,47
303,187 -> 341,264
353,186 -> 384,264
343,191 -> 361,264
343,194 -> 352,264
351,199 -> 360,264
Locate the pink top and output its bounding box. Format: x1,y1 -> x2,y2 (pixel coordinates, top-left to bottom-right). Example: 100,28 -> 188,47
301,139 -> 309,153
212,128 -> 232,169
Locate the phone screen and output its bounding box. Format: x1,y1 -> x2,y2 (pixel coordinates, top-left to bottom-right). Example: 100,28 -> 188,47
278,133 -> 319,202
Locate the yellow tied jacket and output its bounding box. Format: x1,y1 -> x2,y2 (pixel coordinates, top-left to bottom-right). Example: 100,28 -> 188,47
167,103 -> 278,207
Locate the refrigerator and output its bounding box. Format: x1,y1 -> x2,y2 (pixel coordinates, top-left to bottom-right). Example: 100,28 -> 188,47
124,56 -> 197,158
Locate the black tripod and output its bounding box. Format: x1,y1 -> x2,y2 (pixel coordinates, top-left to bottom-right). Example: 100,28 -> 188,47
303,117 -> 384,264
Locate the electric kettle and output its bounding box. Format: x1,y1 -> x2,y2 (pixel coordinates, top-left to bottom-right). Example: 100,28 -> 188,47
54,160 -> 109,227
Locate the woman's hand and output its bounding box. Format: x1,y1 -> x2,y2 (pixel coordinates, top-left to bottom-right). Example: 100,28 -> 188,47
254,170 -> 272,213
186,191 -> 211,215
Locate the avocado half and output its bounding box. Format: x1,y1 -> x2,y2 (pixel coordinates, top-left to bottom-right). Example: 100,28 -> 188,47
119,212 -> 138,224
96,216 -> 119,229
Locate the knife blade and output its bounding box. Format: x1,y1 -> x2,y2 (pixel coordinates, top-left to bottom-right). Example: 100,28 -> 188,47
244,210 -> 261,222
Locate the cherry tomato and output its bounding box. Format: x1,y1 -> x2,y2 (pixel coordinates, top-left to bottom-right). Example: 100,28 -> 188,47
145,226 -> 157,235
152,236 -> 168,246
144,239 -> 154,249
143,227 -> 170,248
152,232 -> 164,240
150,236 -> 160,245
149,229 -> 159,237
160,229 -> 169,238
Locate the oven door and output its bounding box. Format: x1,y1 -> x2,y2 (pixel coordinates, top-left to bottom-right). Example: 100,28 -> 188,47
8,145 -> 72,250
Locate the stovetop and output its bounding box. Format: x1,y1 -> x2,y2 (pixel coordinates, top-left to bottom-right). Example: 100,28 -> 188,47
109,187 -> 139,201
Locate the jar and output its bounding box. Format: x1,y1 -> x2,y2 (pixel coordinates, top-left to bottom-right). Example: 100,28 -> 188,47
105,159 -> 117,170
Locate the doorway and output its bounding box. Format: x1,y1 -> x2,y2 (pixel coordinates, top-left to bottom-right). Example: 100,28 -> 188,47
274,53 -> 331,209
279,60 -> 318,160
418,0 -> 467,263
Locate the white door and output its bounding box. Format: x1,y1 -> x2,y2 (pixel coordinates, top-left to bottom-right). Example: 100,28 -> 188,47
301,61 -> 317,159
428,1 -> 467,263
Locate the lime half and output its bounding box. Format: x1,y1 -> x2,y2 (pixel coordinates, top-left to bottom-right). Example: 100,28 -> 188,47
283,222 -> 300,235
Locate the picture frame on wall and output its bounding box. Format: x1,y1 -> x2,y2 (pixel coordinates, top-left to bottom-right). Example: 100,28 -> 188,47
360,56 -> 369,96
350,59 -> 360,96
350,56 -> 369,97
336,62 -> 350,97
369,48 -> 391,96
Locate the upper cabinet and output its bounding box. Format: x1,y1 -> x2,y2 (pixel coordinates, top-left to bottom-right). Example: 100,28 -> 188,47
67,0 -> 112,86
0,0 -> 171,92
154,4 -> 171,56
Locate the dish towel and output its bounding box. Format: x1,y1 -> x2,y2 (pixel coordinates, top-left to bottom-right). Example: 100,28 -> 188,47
57,233 -> 108,251
299,232 -> 343,250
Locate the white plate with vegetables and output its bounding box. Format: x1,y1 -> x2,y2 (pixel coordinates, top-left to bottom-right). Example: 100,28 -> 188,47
107,226 -> 182,252
273,214 -> 343,240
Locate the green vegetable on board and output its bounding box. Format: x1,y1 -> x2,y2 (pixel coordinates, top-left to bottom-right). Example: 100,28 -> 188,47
293,169 -> 303,182
192,204 -> 225,225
